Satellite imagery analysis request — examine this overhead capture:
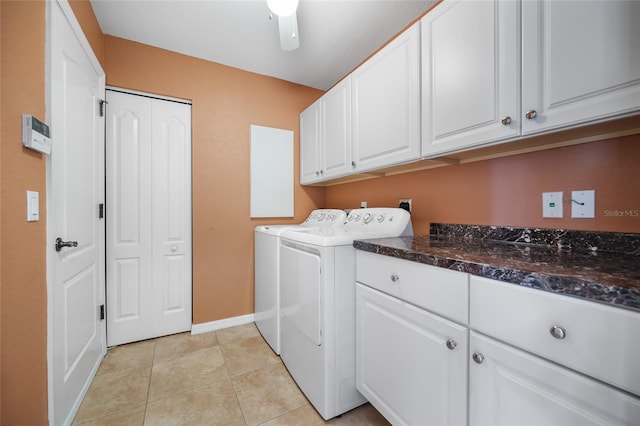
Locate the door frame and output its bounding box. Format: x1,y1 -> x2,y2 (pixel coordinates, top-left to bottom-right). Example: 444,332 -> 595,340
46,1 -> 106,424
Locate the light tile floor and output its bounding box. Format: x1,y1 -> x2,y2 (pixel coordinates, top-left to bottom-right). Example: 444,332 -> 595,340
73,323 -> 390,426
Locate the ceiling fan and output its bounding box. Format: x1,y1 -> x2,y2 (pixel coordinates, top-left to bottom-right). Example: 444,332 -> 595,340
268,0 -> 300,51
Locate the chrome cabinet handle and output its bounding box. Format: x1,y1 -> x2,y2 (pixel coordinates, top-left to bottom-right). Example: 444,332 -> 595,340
549,325 -> 566,340
472,352 -> 485,364
446,339 -> 457,350
55,237 -> 78,252
390,274 -> 399,282
501,116 -> 512,125
525,110 -> 537,119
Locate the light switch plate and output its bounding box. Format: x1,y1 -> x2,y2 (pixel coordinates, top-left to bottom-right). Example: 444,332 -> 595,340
571,190 -> 595,218
542,192 -> 563,218
27,191 -> 39,222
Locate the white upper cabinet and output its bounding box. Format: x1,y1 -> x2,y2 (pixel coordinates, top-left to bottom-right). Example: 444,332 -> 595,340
522,0 -> 640,135
421,0 -> 520,157
300,98 -> 321,184
352,22 -> 421,173
322,77 -> 352,180
300,77 -> 352,185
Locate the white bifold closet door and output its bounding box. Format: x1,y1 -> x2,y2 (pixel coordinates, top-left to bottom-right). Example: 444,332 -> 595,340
106,89 -> 192,346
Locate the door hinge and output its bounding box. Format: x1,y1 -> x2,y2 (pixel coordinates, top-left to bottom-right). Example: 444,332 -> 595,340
99,99 -> 107,117
100,304 -> 105,321
98,203 -> 104,219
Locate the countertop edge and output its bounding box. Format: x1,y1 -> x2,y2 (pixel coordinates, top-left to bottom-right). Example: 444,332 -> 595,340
353,239 -> 640,313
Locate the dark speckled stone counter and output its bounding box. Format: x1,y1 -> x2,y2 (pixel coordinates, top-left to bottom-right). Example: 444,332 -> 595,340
353,224 -> 640,313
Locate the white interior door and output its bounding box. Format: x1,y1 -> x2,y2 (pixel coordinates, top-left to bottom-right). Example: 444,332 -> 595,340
106,90 -> 192,346
48,1 -> 106,424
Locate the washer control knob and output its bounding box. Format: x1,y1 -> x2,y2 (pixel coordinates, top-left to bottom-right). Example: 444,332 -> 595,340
354,214 -> 361,221
377,214 -> 385,223
363,213 -> 373,224
317,213 -> 325,221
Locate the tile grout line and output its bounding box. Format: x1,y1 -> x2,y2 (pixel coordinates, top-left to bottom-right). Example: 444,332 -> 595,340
218,329 -> 250,426
141,339 -> 158,425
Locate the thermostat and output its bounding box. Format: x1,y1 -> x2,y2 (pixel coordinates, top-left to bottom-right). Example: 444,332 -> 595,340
22,114 -> 52,154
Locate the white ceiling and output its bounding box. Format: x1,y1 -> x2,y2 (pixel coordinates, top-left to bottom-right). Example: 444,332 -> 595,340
89,0 -> 436,90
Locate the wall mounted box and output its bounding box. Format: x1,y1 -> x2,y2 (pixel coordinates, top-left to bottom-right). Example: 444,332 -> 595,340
22,114 -> 52,155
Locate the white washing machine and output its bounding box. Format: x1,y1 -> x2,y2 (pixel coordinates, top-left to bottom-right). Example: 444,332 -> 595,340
279,208 -> 413,420
254,209 -> 347,354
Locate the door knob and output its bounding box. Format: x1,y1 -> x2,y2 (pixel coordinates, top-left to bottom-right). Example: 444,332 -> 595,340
55,237 -> 78,252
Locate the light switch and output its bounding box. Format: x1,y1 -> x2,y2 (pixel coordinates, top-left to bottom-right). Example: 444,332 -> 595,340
27,191 -> 39,222
542,192 -> 563,218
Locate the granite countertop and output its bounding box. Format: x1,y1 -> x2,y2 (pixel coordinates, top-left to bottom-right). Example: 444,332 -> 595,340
353,225 -> 640,313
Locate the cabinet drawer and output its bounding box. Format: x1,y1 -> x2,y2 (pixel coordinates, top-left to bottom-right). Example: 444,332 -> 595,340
356,251 -> 468,324
470,276 -> 640,396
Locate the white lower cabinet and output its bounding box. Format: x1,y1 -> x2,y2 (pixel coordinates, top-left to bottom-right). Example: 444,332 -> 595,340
355,252 -> 640,425
356,283 -> 468,426
469,331 -> 640,425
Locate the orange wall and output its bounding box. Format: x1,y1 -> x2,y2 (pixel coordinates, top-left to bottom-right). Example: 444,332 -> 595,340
326,134 -> 640,235
69,0 -> 105,66
103,36 -> 324,324
0,1 -> 49,424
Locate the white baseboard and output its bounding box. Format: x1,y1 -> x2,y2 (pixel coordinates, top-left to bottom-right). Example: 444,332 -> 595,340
191,313 -> 255,335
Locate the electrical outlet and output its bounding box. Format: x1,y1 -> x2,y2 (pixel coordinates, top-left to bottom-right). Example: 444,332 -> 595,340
360,201 -> 367,208
399,198 -> 412,213
542,192 -> 563,218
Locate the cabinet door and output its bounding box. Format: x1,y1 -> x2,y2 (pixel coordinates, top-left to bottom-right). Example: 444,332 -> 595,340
352,22 -> 421,173
356,283 -> 467,426
300,99 -> 321,184
421,0 -> 519,157
322,77 -> 352,180
469,332 -> 640,426
522,0 -> 640,135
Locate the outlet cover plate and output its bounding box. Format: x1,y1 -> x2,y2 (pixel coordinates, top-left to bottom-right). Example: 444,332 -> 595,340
542,192 -> 563,218
571,190 -> 595,218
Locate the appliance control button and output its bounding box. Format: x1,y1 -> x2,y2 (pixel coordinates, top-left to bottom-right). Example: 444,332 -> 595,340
354,214 -> 361,221
363,213 -> 373,224
376,214 -> 385,222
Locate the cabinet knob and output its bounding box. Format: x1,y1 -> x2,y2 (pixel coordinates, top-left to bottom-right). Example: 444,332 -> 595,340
390,274 -> 399,282
351,161 -> 356,168
316,171 -> 320,176
501,116 -> 512,125
525,110 -> 537,120
472,352 -> 485,364
549,325 -> 566,340
320,169 -> 324,175
446,339 -> 457,350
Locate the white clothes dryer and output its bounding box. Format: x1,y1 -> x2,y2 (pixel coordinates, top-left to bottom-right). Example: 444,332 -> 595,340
279,208 -> 413,420
254,209 -> 347,354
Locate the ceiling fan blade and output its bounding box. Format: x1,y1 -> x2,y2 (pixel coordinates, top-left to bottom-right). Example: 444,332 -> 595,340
278,13 -> 300,51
